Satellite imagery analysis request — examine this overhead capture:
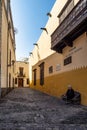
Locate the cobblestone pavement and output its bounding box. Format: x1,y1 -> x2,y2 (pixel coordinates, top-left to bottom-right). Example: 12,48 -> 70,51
0,88 -> 87,130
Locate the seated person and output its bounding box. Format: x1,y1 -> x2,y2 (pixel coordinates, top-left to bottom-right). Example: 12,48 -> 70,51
66,85 -> 75,101
62,85 -> 81,104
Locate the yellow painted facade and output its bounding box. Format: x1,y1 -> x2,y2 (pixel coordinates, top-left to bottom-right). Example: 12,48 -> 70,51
1,0 -> 8,88
31,67 -> 87,105
29,0 -> 87,105
0,0 -> 16,96
15,61 -> 29,87
31,47 -> 87,105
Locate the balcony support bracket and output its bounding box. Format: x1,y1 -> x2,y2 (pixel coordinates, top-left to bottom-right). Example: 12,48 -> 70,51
63,39 -> 73,47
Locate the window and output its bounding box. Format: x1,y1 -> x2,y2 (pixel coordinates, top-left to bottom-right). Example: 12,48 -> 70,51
9,50 -> 11,65
33,69 -> 36,86
9,73 -> 11,87
64,56 -> 72,66
39,62 -> 44,86
13,78 -> 14,87
58,0 -> 74,23
15,78 -> 17,84
19,67 -> 23,76
49,66 -> 53,74
13,64 -> 14,73
27,78 -> 29,85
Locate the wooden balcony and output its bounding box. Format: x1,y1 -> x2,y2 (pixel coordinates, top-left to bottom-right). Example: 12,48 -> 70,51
51,0 -> 87,53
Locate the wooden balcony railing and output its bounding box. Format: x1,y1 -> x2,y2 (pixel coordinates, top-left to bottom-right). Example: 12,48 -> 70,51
51,0 -> 87,53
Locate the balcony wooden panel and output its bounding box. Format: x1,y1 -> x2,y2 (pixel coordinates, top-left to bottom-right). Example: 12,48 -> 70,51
51,0 -> 87,52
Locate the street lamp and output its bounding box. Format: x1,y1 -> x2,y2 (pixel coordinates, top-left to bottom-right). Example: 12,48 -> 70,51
11,60 -> 15,65
8,60 -> 15,67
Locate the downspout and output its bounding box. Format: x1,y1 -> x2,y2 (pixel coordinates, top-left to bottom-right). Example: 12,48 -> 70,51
7,0 -> 10,89
0,0 -> 2,96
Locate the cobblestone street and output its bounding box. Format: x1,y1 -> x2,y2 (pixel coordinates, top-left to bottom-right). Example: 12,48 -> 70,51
0,88 -> 87,130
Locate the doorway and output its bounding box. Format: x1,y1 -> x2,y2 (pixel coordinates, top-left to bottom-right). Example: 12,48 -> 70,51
18,78 -> 23,87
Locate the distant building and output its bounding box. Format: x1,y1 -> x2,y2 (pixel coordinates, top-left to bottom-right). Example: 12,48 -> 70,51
29,0 -> 87,105
15,61 -> 29,87
0,0 -> 16,96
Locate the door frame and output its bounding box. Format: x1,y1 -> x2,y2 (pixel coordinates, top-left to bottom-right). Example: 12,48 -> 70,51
18,78 -> 24,87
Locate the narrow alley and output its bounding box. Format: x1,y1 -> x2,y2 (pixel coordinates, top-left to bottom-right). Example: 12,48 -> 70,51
0,88 -> 87,130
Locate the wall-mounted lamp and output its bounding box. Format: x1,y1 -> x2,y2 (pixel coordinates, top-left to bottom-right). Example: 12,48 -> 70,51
47,12 -> 52,17
8,60 -> 15,67
40,27 -> 48,34
11,60 -> 15,65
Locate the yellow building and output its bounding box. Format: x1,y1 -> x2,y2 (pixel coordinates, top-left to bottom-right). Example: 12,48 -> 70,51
29,0 -> 87,105
15,61 -> 29,87
0,0 -> 16,96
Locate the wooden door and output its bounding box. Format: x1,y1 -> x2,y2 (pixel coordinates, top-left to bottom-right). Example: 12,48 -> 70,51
18,78 -> 23,87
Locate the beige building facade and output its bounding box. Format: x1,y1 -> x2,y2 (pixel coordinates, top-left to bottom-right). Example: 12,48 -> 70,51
15,61 -> 29,87
29,0 -> 87,105
0,0 -> 16,96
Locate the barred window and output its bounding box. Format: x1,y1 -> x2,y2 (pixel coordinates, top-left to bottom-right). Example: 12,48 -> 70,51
27,78 -> 29,84
9,73 -> 11,87
64,56 -> 72,66
39,62 -> 44,86
33,69 -> 36,86
15,78 -> 17,84
9,50 -> 11,65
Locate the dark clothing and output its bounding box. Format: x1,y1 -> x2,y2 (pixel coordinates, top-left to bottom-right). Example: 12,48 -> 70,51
66,88 -> 75,100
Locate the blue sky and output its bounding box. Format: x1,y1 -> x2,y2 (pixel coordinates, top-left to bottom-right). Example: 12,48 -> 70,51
11,0 -> 56,60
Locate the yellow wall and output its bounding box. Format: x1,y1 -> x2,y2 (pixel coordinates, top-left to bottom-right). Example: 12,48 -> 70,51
1,0 -> 8,88
15,61 -> 29,87
29,0 -> 67,82
30,33 -> 87,105
1,0 -> 16,89
29,0 -> 81,84
29,0 -> 87,105
8,28 -> 16,88
30,67 -> 87,105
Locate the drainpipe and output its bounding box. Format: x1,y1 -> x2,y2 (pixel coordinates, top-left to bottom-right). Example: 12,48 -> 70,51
0,0 -> 2,96
7,0 -> 10,89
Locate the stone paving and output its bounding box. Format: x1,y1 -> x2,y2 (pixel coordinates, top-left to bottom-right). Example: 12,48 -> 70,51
0,88 -> 87,130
